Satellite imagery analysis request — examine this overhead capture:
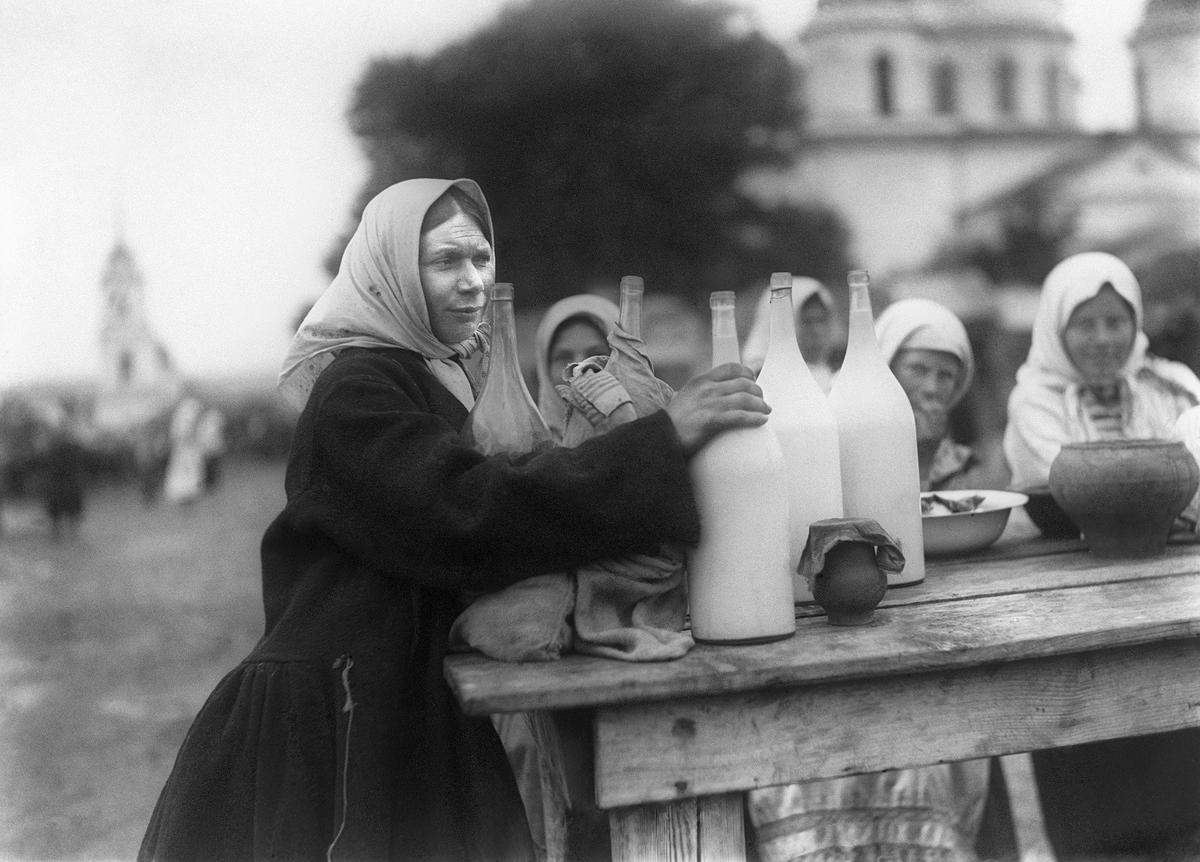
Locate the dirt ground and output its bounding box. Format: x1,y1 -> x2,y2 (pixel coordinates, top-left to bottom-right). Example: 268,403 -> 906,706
0,458 -> 285,861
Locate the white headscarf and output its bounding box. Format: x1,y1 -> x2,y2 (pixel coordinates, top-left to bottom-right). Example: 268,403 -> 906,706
278,178 -> 493,411
742,276 -> 837,375
875,298 -> 975,410
533,294 -> 620,440
1015,251 -> 1147,392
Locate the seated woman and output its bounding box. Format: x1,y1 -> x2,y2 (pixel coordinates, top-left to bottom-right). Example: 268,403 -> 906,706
876,297 -> 1006,491
138,178 -> 770,862
534,293 -> 619,441
748,298 -> 993,862
1003,250 -> 1200,859
743,276 -> 839,393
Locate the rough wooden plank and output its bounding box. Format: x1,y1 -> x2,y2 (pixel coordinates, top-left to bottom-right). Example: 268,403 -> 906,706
592,639 -> 1200,808
609,798 -> 696,862
697,794 -> 745,862
446,568 -> 1200,714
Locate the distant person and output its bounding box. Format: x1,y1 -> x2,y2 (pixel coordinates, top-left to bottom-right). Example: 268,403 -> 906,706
138,178 -> 769,861
534,293 -> 619,442
162,397 -> 205,504
743,276 -> 839,393
877,297 -> 1008,491
133,412 -> 171,506
195,407 -> 226,492
35,402 -> 87,540
1003,251 -> 1200,858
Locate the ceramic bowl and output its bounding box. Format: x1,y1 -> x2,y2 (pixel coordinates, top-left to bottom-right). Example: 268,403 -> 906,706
921,489 -> 1029,557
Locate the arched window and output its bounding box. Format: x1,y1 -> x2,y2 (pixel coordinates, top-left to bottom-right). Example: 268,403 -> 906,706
994,56 -> 1018,116
874,52 -> 895,117
119,351 -> 133,382
933,61 -> 958,115
1044,62 -> 1061,122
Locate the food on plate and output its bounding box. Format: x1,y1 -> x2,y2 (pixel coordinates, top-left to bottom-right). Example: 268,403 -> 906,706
921,493 -> 986,516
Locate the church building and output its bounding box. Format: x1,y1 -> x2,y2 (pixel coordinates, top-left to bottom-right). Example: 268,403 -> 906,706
746,0 -> 1200,287
91,239 -> 181,431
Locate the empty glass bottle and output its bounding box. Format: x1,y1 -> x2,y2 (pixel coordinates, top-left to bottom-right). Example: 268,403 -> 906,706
461,282 -> 555,456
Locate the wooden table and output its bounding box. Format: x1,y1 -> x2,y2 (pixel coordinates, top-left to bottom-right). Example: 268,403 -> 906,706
445,514 -> 1200,861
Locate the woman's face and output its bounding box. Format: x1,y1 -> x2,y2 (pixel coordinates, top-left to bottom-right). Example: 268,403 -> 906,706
418,208 -> 495,344
891,348 -> 963,443
548,319 -> 608,383
1062,285 -> 1136,384
796,296 -> 833,364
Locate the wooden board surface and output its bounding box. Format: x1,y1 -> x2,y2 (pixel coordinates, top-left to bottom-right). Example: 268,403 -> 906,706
446,547 -> 1200,715
592,639 -> 1200,808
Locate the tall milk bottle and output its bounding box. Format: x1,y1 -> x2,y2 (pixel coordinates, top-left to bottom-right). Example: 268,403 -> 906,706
756,272 -> 844,601
827,270 -> 925,585
686,291 -> 795,644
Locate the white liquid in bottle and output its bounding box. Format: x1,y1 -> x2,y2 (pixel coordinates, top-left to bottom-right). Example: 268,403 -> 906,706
756,272 -> 844,601
827,270 -> 925,585
686,291 -> 795,643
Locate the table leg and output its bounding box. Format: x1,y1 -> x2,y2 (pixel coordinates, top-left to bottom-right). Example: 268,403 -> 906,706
608,793 -> 745,862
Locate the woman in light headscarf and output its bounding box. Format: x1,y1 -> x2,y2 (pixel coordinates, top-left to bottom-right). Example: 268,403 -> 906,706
139,178 -> 771,862
534,294 -> 619,441
743,276 -> 839,393
875,297 -> 996,491
1004,250 -> 1200,492
1002,251 -> 1200,859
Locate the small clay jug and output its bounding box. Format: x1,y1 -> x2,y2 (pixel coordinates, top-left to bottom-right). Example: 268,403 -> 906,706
811,541 -> 887,626
1048,438 -> 1200,558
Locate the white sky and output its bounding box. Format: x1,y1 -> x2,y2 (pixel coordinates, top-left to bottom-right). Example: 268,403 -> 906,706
0,0 -> 1148,387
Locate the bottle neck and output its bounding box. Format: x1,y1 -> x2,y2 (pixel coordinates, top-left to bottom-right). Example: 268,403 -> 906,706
768,287 -> 801,360
619,289 -> 642,338
711,304 -> 741,367
487,297 -> 520,376
843,278 -> 886,370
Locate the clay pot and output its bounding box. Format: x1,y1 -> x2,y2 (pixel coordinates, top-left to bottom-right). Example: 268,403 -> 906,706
1048,439 -> 1200,558
811,541 -> 887,626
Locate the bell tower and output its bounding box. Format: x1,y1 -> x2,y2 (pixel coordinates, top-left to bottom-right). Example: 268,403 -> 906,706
93,237 -> 181,430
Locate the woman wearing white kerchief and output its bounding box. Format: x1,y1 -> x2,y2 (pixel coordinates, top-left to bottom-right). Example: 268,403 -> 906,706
533,294 -> 619,441
876,297 -> 986,491
140,178 -> 771,862
1003,251 -> 1200,860
1004,251 -> 1200,493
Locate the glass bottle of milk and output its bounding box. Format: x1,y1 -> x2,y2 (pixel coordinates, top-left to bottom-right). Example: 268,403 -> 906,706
756,272 -> 844,601
827,270 -> 925,585
686,291 -> 795,644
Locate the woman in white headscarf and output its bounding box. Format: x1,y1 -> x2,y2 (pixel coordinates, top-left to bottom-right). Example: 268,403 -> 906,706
1002,251 -> 1200,859
533,294 -> 619,441
1004,250 -> 1200,492
875,297 -> 999,491
743,276 -> 839,393
138,178 -> 771,862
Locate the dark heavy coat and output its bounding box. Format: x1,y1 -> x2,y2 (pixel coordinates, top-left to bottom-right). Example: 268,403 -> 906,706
139,347 -> 701,862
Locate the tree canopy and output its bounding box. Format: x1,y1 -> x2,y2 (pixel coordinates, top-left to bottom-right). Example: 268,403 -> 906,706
334,0 -> 848,304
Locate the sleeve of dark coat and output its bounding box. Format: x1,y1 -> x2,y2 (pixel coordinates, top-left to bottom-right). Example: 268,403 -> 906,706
290,353 -> 701,592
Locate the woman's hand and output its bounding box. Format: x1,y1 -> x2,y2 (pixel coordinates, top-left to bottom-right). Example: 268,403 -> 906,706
666,363 -> 770,457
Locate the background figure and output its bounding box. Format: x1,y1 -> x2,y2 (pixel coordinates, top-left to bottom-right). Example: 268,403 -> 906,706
533,294 -> 619,442
162,397 -> 205,505
876,297 -> 1008,491
743,276 -> 839,392
1003,251 -> 1200,858
133,411 -> 172,506
35,402 -> 87,540
195,407 -> 226,492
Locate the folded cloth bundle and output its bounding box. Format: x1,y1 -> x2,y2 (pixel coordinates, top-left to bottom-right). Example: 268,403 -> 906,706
450,322 -> 694,663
